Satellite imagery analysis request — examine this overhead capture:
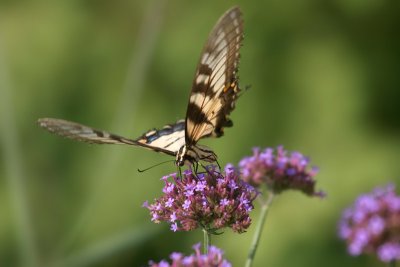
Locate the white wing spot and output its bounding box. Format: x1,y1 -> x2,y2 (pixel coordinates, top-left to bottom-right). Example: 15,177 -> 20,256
190,93 -> 212,107
196,74 -> 210,84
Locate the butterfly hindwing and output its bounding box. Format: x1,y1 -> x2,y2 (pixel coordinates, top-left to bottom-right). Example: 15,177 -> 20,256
185,6 -> 243,145
135,120 -> 185,154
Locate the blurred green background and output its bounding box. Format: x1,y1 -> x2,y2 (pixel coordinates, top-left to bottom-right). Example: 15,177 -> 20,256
1,0 -> 399,266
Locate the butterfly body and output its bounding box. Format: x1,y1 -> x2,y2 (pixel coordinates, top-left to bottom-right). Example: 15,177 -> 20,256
176,144 -> 217,167
38,6 -> 244,168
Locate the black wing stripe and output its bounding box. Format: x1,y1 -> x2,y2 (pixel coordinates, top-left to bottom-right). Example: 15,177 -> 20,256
186,103 -> 210,125
198,64 -> 213,76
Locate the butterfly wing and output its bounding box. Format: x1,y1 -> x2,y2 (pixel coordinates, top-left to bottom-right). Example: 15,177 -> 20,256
185,6 -> 243,146
38,7 -> 244,162
134,119 -> 186,154
37,118 -> 185,156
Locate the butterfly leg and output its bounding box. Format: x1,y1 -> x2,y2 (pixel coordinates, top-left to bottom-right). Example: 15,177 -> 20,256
177,165 -> 182,179
194,162 -> 199,175
191,162 -> 201,179
199,162 -> 217,178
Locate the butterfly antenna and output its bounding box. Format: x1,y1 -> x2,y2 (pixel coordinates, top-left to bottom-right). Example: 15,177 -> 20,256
215,160 -> 221,171
137,159 -> 175,173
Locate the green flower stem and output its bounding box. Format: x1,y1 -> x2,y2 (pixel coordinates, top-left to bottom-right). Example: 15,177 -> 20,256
245,191 -> 274,267
390,260 -> 396,267
203,228 -> 211,254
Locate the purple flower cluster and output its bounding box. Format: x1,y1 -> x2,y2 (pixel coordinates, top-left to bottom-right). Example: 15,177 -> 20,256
144,165 -> 257,233
338,184 -> 400,262
149,243 -> 231,267
238,146 -> 323,197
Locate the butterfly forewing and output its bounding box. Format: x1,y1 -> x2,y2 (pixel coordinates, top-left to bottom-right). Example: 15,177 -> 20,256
38,118 -> 182,156
185,6 -> 243,145
38,118 -> 133,144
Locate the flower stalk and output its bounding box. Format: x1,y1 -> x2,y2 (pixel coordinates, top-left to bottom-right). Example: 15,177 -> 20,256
245,191 -> 274,267
203,228 -> 211,254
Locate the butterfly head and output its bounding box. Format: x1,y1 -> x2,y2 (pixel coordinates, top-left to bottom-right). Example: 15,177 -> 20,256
176,145 -> 188,166
176,144 -> 217,167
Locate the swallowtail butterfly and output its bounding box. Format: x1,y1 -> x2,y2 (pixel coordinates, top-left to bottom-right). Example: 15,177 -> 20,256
38,6 -> 244,167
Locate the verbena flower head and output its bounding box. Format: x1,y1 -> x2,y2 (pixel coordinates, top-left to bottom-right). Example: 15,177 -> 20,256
239,146 -> 323,197
144,165 -> 257,233
338,184 -> 400,262
149,243 -> 231,267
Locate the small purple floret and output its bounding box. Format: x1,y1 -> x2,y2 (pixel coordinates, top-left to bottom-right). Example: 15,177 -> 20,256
149,243 -> 232,267
170,223 -> 178,232
238,146 -> 323,197
145,165 -> 257,233
378,243 -> 400,263
338,184 -> 400,262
